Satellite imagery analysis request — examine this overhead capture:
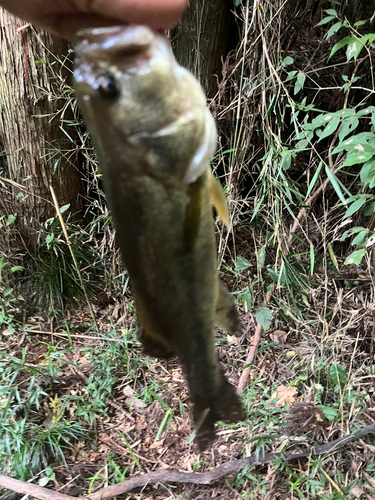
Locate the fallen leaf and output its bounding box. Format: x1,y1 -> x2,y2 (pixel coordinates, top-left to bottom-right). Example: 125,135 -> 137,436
125,397 -> 144,412
98,443 -> 109,454
123,385 -> 135,397
351,486 -> 364,498
270,330 -> 288,344
123,385 -> 145,412
273,385 -> 297,406
89,453 -> 101,462
38,477 -> 51,487
135,415 -> 148,431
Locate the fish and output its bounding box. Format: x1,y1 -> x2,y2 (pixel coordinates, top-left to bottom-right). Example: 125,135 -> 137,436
73,25 -> 245,449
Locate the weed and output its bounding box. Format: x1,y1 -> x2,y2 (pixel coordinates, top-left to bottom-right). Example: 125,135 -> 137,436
0,347 -> 87,479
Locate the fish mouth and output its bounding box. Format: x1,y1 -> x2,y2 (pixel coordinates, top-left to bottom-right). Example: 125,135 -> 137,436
74,25 -> 156,57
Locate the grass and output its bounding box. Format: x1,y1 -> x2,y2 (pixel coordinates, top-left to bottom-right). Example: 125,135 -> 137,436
0,311 -> 374,497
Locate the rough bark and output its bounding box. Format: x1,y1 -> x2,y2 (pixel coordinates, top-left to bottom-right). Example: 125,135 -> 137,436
171,0 -> 237,97
0,10 -> 85,250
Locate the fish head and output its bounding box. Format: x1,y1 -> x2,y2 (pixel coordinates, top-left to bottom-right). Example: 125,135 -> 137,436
73,25 -> 217,183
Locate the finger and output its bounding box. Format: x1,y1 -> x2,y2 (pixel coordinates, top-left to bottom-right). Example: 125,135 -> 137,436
45,13 -> 120,38
83,0 -> 188,30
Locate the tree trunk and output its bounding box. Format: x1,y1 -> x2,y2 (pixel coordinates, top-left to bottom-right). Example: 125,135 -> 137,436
0,9 -> 85,250
171,0 -> 237,97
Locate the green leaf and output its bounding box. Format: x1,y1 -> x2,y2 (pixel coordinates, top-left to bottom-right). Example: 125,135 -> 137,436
329,364 -> 348,386
311,113 -> 332,129
341,226 -> 366,241
305,161 -> 323,200
280,152 -> 292,170
318,115 -> 340,140
322,406 -> 338,421
294,72 -> 306,95
333,132 -> 375,155
255,307 -> 273,331
346,37 -> 365,62
316,16 -> 335,27
352,230 -> 369,248
357,106 -> 375,116
282,56 -> 294,66
326,21 -> 342,39
343,151 -> 373,167
329,36 -> 353,59
344,197 -> 368,219
60,204 -> 70,214
338,117 -> 359,143
354,20 -> 366,28
11,266 -> 24,272
6,214 -> 16,226
325,166 -> 346,204
336,108 -> 357,117
235,256 -> 252,272
324,9 -> 338,16
360,159 -> 375,185
285,70 -> 297,82
364,202 -> 375,216
363,33 -> 375,45
45,233 -> 54,246
344,248 -> 366,265
310,243 -> 315,275
241,290 -> 252,310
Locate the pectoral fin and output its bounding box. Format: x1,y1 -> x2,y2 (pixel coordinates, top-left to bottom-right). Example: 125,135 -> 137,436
209,174 -> 229,226
215,280 -> 243,336
136,296 -> 175,359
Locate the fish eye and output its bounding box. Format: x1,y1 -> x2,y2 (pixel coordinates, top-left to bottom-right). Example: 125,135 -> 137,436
96,73 -> 120,101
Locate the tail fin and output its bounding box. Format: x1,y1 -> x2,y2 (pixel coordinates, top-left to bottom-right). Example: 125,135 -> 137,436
193,371 -> 245,451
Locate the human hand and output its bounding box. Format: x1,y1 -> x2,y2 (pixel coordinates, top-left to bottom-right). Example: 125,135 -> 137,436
0,0 -> 188,38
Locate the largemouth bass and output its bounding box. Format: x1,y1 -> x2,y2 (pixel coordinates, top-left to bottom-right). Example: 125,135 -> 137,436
73,25 -> 245,449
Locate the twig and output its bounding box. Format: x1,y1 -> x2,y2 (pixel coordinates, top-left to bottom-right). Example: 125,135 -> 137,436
27,329 -> 122,342
49,186 -> 98,332
321,469 -> 348,499
237,289 -> 272,393
1,423 -> 374,500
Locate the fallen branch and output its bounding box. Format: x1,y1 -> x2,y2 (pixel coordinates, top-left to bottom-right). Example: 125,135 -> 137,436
1,423 -> 374,500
